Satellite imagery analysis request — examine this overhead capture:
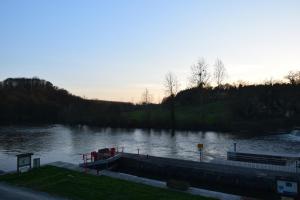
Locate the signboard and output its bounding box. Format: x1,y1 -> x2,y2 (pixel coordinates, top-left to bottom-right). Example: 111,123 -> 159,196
17,153 -> 33,173
18,156 -> 31,167
277,180 -> 298,196
197,144 -> 204,149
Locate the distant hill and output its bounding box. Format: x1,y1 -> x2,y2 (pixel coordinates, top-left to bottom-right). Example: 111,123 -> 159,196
0,77 -> 299,132
0,78 -> 134,126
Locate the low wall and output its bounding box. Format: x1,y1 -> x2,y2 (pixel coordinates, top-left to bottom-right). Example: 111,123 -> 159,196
227,151 -> 299,166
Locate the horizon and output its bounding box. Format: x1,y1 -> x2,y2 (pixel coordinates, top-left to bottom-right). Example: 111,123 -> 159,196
1,0 -> 299,102
0,74 -> 294,104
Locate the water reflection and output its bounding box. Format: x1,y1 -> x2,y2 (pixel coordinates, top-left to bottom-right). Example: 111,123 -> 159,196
0,125 -> 300,171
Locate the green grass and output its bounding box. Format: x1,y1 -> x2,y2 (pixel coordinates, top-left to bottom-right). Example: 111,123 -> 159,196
0,166 -> 214,200
123,102 -> 233,130
176,102 -> 233,125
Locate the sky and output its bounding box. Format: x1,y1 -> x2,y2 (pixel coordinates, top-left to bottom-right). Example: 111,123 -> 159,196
0,0 -> 299,102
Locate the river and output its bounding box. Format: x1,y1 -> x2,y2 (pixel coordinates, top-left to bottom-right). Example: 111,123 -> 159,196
0,124 -> 300,171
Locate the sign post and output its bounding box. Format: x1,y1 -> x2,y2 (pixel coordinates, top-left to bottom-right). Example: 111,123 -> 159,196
197,144 -> 204,161
16,153 -> 33,173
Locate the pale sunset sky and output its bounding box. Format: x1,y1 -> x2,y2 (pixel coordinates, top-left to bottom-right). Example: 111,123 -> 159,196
0,0 -> 299,102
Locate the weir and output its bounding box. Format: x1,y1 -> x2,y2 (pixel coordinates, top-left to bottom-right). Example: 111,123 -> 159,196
82,152 -> 300,199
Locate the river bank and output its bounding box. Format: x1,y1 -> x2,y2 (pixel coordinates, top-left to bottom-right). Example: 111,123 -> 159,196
0,165 -> 213,200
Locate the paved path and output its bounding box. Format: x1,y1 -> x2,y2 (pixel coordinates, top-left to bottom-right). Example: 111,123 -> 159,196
48,161 -> 258,200
0,183 -> 68,200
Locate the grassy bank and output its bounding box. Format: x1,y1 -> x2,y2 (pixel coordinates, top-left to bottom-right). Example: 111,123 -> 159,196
124,103 -> 234,131
0,166 -> 214,200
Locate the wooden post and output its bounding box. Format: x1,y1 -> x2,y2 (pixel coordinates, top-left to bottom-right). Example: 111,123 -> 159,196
199,150 -> 203,161
197,144 -> 204,162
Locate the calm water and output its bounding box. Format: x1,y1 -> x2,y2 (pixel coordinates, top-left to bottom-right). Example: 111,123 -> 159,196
0,124 -> 300,171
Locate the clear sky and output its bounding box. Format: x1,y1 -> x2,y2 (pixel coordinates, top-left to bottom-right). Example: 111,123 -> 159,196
0,0 -> 299,102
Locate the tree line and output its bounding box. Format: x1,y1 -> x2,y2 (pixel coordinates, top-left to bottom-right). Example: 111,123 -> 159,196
0,64 -> 299,132
140,58 -> 300,131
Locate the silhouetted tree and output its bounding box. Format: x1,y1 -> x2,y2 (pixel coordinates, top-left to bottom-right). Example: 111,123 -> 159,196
164,72 -> 179,129
285,70 -> 300,85
190,58 -> 210,88
141,88 -> 153,105
233,80 -> 249,88
140,88 -> 154,127
213,59 -> 227,87
165,72 -> 179,97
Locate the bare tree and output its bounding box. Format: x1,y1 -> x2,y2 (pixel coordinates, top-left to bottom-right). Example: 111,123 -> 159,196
213,59 -> 227,87
233,80 -> 249,88
164,72 -> 179,97
141,88 -> 153,105
263,77 -> 274,86
285,70 -> 300,85
263,77 -> 282,85
190,58 -> 210,88
164,72 -> 179,129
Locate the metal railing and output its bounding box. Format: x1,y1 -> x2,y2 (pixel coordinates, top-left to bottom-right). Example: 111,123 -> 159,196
210,159 -> 300,173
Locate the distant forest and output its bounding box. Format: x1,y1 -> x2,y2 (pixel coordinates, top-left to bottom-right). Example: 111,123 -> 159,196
0,72 -> 299,133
